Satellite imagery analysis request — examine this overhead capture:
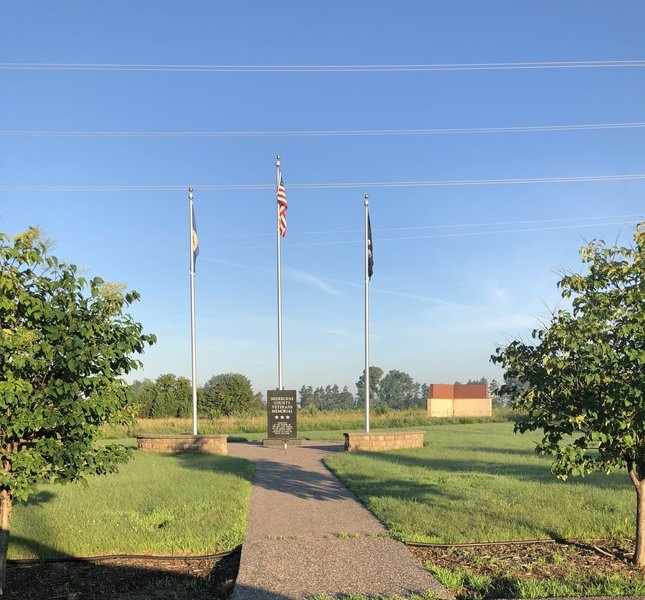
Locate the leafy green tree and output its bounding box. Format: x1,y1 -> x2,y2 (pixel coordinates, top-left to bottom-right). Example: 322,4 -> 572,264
310,386 -> 327,410
420,383 -> 429,405
318,384 -> 354,410
336,386 -> 355,410
488,379 -> 507,407
200,373 -> 262,417
492,223 -> 645,567
379,369 -> 422,409
135,373 -> 192,418
299,385 -> 315,408
355,366 -> 383,407
0,228 -> 155,592
129,379 -> 145,396
298,384 -> 355,411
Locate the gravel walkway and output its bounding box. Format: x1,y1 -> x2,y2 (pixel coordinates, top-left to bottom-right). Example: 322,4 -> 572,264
228,441 -> 453,600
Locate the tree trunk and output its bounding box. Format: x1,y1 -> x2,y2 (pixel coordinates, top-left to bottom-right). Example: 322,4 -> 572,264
629,465 -> 645,568
0,489 -> 12,595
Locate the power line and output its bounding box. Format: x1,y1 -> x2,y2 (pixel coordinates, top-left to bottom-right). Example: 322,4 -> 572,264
3,173 -> 645,193
3,121 -> 645,138
72,214 -> 644,244
51,217 -> 644,256
20,216 -> 642,252
2,60 -> 645,73
213,220 -> 642,250
375,220 -> 640,243
207,214 -> 644,239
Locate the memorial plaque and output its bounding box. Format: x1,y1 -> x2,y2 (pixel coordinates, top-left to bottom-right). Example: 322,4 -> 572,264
267,390 -> 297,440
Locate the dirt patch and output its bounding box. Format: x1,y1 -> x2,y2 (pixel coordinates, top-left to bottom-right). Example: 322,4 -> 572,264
409,539 -> 639,580
5,549 -> 240,600
409,538 -> 644,597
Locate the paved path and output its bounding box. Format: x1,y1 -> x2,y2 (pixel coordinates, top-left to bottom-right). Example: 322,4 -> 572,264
228,441 -> 453,600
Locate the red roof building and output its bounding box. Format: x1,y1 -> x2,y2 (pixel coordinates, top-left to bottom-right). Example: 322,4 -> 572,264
427,383 -> 491,417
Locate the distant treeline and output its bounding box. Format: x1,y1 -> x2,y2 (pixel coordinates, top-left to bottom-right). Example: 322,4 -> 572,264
131,369 -> 498,418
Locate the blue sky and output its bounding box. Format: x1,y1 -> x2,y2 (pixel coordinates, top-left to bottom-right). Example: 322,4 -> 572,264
1,2 -> 644,398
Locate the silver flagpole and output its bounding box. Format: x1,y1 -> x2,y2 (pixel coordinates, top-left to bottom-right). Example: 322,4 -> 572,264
189,187 -> 198,435
364,195 -> 370,433
276,156 -> 284,390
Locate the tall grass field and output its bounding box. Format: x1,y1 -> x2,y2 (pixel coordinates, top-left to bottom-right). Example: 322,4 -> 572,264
10,448 -> 254,559
102,408 -> 514,438
325,422 -> 635,543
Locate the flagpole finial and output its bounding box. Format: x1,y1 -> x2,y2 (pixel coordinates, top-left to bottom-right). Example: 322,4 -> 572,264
189,187 -> 193,199
276,155 -> 281,166
364,194 -> 369,207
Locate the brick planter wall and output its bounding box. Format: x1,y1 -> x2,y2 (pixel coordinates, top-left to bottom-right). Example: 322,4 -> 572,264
137,434 -> 228,455
343,430 -> 424,452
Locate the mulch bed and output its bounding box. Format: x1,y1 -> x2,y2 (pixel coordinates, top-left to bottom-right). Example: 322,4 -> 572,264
5,548 -> 240,600
408,538 -> 641,581
6,540 -> 643,599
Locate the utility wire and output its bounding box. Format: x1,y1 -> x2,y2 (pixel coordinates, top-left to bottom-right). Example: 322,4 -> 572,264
80,214 -> 641,243
210,220 -> 641,251
2,122 -> 645,138
206,213 -> 645,239
70,215 -> 642,244
2,59 -> 645,72
25,215 -> 640,256
3,173 -> 645,193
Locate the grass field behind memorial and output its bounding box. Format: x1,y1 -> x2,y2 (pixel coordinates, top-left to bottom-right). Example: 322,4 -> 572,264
9,447 -> 254,559
101,408 -> 514,438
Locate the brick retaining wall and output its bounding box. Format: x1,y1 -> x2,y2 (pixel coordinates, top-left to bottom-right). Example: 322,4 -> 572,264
343,430 -> 424,452
137,434 -> 228,455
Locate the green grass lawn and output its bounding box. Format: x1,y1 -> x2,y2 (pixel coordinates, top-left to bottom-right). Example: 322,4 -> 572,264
325,422 -> 643,598
11,421 -> 642,599
9,448 -> 254,559
325,422 -> 634,543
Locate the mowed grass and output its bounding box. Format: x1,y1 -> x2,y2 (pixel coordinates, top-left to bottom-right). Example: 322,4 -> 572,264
426,564 -> 645,600
9,447 -> 254,559
325,422 -> 634,543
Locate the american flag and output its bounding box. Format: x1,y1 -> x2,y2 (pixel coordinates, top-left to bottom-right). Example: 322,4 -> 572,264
277,177 -> 287,237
